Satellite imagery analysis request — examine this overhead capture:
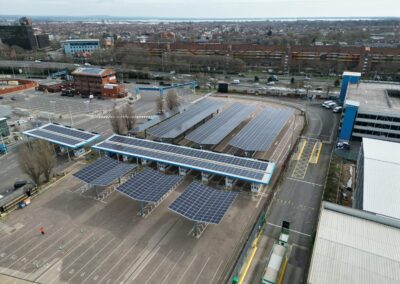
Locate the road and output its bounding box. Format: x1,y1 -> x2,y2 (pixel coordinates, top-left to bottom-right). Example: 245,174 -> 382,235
243,100 -> 340,283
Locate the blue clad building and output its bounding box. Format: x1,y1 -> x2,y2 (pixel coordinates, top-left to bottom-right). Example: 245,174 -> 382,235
339,71 -> 361,103
63,39 -> 100,57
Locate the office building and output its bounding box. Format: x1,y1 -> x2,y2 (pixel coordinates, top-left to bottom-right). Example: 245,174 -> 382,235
63,39 -> 100,57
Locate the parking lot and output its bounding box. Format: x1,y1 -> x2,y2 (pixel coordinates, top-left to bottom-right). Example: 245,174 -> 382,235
0,165 -> 263,284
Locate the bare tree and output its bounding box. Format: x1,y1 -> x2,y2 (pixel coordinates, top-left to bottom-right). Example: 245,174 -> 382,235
165,90 -> 180,111
34,140 -> 56,182
17,140 -> 56,185
120,104 -> 136,131
17,142 -> 41,185
109,106 -> 126,135
156,96 -> 164,113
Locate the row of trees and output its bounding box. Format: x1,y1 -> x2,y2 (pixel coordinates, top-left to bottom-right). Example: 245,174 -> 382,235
156,90 -> 180,114
109,104 -> 136,135
17,140 -> 56,185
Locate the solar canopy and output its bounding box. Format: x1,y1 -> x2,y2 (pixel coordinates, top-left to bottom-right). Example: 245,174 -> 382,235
169,181 -> 238,224
117,168 -> 182,203
147,99 -> 223,139
229,108 -> 293,152
92,135 -> 275,184
186,103 -> 256,145
73,156 -> 136,186
23,123 -> 100,148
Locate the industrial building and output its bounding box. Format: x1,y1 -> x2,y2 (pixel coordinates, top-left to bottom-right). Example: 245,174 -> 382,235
308,202 -> 400,284
71,67 -> 125,97
63,39 -> 100,57
338,74 -> 400,143
0,17 -> 50,50
354,137 -> 400,219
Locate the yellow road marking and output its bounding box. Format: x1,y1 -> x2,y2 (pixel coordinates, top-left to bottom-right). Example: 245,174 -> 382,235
309,142 -> 323,164
308,142 -> 318,163
294,139 -> 307,161
237,230 -> 263,284
277,256 -> 289,284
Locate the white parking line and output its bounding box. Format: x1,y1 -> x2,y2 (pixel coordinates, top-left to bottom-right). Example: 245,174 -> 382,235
80,237 -> 126,282
23,230 -> 83,279
96,242 -> 137,283
286,177 -> 323,187
267,222 -> 311,237
160,251 -> 186,284
47,235 -> 105,284
209,259 -> 224,284
34,232 -> 95,283
177,254 -> 197,284
145,249 -> 173,284
194,256 -> 211,284
2,226 -> 66,273
0,223 -> 42,253
69,237 -> 115,282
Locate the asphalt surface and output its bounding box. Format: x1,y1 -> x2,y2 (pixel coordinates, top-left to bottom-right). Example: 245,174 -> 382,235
246,102 -> 340,283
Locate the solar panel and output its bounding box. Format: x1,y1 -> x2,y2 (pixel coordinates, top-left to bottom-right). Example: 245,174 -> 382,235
29,129 -> 81,146
23,123 -> 100,148
186,103 -> 256,145
229,108 -> 293,152
147,99 -> 223,139
42,124 -> 95,140
117,168 -> 182,203
73,156 -> 136,186
92,135 -> 274,184
169,181 -> 238,224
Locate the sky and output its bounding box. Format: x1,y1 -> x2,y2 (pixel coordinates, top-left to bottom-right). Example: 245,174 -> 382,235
0,0 -> 399,18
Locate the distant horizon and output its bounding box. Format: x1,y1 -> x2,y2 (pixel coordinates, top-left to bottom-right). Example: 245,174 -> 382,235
0,15 -> 399,22
1,0 -> 398,19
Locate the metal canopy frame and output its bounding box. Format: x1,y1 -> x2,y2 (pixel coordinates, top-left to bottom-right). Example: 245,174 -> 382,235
92,135 -> 275,185
23,123 -> 100,149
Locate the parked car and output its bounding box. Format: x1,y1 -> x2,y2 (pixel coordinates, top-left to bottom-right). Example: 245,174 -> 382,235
336,141 -> 350,150
321,101 -> 336,108
232,79 -> 240,84
333,106 -> 343,113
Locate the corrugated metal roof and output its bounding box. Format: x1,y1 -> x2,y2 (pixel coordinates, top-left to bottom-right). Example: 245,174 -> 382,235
308,204 -> 400,284
362,138 -> 400,219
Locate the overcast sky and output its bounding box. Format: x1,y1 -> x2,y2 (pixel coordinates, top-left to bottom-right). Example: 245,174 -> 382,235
0,0 -> 399,18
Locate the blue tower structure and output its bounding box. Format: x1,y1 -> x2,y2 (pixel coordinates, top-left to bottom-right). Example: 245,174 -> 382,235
339,100 -> 360,142
339,71 -> 361,103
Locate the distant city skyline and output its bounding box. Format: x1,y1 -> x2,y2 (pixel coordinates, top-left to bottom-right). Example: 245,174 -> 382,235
0,0 -> 399,18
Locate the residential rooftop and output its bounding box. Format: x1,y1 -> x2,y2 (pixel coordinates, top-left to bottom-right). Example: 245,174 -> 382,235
346,82 -> 400,116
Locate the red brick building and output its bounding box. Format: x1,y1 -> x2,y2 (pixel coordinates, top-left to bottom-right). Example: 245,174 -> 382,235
72,67 -> 126,97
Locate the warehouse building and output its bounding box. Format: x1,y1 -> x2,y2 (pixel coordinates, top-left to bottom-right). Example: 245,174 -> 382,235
308,202 -> 400,284
72,67 -> 125,98
63,39 -> 100,57
339,80 -> 400,143
354,137 -> 400,219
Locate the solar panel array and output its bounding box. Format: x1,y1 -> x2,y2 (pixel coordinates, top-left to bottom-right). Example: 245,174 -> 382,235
117,168 -> 182,203
186,103 -> 256,145
24,123 -> 100,148
42,124 -> 95,140
92,135 -> 274,184
147,99 -> 223,139
169,181 -> 238,224
73,156 -> 136,186
229,108 -> 293,152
